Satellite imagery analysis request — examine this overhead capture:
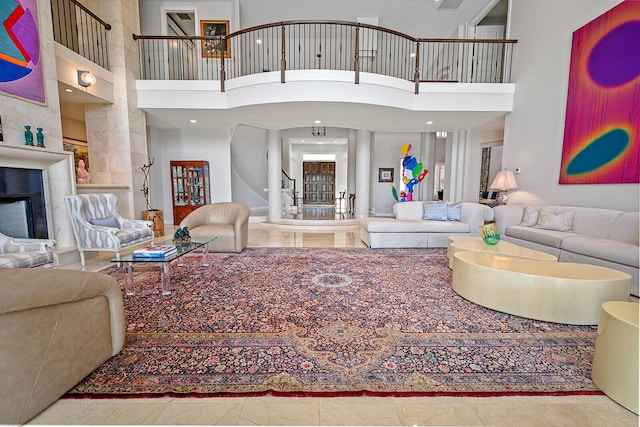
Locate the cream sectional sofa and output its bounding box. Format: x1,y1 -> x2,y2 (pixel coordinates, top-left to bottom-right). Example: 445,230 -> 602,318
493,205 -> 639,296
361,201 -> 494,248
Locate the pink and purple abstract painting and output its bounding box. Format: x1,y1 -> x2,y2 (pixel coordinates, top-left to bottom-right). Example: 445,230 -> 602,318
0,0 -> 45,104
560,1 -> 640,184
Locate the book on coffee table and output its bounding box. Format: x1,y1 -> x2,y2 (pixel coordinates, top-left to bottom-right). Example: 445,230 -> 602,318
133,244 -> 177,258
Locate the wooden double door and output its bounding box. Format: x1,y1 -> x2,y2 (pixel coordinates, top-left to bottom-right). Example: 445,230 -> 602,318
303,162 -> 335,205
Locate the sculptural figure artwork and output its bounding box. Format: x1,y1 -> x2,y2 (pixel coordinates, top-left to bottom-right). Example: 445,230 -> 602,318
24,125 -> 33,145
76,159 -> 91,184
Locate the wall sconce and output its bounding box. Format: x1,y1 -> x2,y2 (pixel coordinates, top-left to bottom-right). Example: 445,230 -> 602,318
491,169 -> 518,205
77,70 -> 95,87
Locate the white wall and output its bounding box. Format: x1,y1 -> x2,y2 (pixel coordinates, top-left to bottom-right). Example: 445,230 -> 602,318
148,126 -> 232,224
503,0 -> 638,211
229,124 -> 269,211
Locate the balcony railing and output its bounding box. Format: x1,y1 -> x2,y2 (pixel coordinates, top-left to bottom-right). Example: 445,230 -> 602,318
51,0 -> 111,70
134,21 -> 516,93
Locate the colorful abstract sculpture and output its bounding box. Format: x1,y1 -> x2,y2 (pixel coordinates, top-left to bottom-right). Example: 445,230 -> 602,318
391,144 -> 428,202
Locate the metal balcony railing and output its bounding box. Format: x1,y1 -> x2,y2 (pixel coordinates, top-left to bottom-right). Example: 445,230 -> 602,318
134,21 -> 516,93
51,0 -> 111,70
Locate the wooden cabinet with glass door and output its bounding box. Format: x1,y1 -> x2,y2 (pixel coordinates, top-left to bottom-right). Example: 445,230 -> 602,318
170,160 -> 211,225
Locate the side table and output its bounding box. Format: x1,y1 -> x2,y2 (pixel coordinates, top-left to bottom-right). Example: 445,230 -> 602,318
591,301 -> 639,414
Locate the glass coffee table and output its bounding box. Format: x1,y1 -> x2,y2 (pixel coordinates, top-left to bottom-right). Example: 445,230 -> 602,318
111,237 -> 216,296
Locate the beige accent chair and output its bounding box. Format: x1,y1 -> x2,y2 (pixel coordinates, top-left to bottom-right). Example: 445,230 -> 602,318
0,268 -> 126,424
0,231 -> 58,268
179,202 -> 250,252
65,193 -> 154,265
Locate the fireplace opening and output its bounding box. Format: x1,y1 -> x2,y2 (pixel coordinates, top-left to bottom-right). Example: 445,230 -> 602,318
0,167 -> 48,239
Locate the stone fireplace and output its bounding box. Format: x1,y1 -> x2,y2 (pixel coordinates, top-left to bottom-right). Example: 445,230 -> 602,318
0,145 -> 76,248
0,168 -> 48,239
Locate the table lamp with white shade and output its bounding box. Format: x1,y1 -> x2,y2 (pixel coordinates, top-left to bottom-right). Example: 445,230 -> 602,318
491,169 -> 518,205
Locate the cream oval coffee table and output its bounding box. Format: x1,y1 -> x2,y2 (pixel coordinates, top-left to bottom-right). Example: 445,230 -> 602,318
447,236 -> 557,269
451,251 -> 631,325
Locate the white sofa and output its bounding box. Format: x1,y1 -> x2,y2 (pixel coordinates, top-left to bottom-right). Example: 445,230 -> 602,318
493,205 -> 639,296
360,201 -> 494,248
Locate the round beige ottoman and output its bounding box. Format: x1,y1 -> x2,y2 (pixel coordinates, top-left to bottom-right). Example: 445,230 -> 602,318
591,301 -> 639,414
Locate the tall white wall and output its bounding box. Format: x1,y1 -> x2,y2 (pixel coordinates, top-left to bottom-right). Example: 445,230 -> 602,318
230,125 -> 268,210
504,0 -> 638,211
148,126 -> 232,224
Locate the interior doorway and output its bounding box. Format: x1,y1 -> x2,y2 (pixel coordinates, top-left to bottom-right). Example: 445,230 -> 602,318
303,161 -> 335,205
479,142 -> 503,196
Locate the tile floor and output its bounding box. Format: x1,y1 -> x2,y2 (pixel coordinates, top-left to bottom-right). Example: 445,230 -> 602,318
28,222 -> 639,426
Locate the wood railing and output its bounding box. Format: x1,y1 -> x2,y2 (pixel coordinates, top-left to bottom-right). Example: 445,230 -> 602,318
51,0 -> 111,70
134,20 -> 516,93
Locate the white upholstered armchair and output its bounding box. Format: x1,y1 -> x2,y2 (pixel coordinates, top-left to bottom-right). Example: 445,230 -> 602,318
64,193 -> 154,265
0,231 -> 58,268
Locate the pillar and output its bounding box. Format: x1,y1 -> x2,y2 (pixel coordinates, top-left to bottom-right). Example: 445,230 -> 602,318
355,130 -> 372,219
267,130 -> 282,222
347,129 -> 357,197
445,130 -> 467,202
83,0 -> 148,218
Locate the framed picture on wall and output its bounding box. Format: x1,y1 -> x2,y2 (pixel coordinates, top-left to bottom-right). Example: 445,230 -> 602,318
378,168 -> 394,183
200,20 -> 231,58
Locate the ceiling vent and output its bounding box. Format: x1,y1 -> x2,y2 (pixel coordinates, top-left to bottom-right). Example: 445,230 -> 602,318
176,13 -> 193,21
437,0 -> 464,11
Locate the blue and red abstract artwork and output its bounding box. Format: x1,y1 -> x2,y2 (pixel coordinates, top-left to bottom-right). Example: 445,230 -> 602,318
560,1 -> 640,184
0,0 -> 44,104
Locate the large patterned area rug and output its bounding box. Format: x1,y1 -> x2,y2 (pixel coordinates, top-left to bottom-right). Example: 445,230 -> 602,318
67,247 -> 601,397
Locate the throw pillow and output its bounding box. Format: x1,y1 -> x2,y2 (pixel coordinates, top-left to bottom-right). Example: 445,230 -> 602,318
423,202 -> 448,221
90,216 -> 119,228
520,206 -> 539,227
447,203 -> 462,221
534,208 -> 574,232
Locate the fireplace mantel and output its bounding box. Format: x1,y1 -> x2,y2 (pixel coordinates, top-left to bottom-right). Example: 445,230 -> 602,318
0,144 -> 75,248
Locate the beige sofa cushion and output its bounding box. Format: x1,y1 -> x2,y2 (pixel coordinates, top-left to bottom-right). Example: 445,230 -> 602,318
393,201 -> 424,220
608,212 -> 640,245
561,237 -> 639,268
505,226 -> 577,249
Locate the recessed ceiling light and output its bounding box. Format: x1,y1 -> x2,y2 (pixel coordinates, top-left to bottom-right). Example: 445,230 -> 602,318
256,39 -> 262,44
65,88 -> 73,92
314,120 -> 321,124
190,119 -> 197,123
410,53 -> 416,58
426,121 -> 434,125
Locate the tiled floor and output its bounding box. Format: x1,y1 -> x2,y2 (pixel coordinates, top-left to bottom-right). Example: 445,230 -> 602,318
29,222 -> 638,426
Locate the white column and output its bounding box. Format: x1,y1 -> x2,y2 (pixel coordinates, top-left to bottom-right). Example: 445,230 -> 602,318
267,130 -> 282,222
355,130 -> 371,219
347,129 -> 357,197
420,132 -> 437,201
445,131 -> 467,202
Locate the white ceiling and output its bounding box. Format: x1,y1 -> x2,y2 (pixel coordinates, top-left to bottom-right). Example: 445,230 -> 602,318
60,0 -> 508,133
